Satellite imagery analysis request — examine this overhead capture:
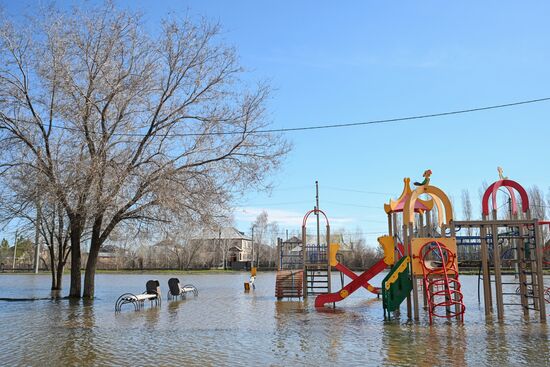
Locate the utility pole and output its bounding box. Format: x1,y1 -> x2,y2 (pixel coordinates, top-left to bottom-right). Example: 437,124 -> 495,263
315,181 -> 320,252
219,228 -> 224,270
33,198 -> 42,274
251,225 -> 255,269
12,229 -> 18,272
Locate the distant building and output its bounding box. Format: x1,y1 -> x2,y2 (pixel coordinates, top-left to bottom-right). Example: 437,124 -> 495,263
278,236 -> 303,269
148,239 -> 185,269
96,244 -> 126,270
191,227 -> 252,270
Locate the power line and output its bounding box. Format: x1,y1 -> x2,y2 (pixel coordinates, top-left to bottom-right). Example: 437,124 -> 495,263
323,200 -> 380,209
236,200 -> 311,207
323,185 -> 393,196
41,96 -> 550,137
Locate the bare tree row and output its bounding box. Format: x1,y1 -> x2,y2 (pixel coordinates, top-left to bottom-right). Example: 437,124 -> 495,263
0,3 -> 287,298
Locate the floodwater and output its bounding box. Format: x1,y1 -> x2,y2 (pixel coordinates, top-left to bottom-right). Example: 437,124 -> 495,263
0,272 -> 548,366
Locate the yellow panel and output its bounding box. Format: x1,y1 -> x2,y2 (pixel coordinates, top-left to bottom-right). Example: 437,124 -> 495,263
251,267 -> 257,277
410,237 -> 457,276
329,243 -> 340,267
377,235 -> 395,266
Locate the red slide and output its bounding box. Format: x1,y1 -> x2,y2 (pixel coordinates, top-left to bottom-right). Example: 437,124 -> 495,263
315,259 -> 388,308
335,263 -> 381,295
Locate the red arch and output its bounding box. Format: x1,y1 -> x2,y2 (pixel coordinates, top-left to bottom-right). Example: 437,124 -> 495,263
481,179 -> 529,216
302,208 -> 330,227
491,186 -> 518,216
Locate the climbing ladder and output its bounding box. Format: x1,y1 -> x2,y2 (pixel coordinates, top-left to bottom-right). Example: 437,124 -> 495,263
505,226 -> 544,315
419,240 -> 465,324
484,224 -> 545,318
275,270 -> 304,299
305,266 -> 329,295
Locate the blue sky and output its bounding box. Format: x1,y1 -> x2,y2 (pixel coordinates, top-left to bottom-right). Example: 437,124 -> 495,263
4,1 -> 550,245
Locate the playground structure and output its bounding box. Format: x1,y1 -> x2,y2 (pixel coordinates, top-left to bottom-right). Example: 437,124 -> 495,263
452,177 -> 547,322
372,176 -> 466,323
275,169 -> 549,324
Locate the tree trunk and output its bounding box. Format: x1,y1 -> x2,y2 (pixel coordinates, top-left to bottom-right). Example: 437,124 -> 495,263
48,246 -> 56,290
55,261 -> 64,290
69,221 -> 82,298
83,215 -> 103,299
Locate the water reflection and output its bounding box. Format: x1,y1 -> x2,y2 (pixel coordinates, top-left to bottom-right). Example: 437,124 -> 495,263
0,273 -> 548,366
144,306 -> 160,329
58,299 -> 99,366
167,299 -> 183,321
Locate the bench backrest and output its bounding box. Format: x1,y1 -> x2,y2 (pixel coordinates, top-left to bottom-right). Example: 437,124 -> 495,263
146,280 -> 161,296
168,278 -> 181,296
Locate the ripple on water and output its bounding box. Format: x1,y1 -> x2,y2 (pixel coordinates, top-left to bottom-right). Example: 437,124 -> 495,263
0,273 -> 548,366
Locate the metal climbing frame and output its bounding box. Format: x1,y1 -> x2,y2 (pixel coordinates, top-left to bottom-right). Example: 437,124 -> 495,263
301,208 -> 331,298
453,219 -> 546,322
419,240 -> 465,324
451,178 -> 546,322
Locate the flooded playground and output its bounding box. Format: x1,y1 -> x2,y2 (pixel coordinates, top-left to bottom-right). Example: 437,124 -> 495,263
1,272 -> 548,366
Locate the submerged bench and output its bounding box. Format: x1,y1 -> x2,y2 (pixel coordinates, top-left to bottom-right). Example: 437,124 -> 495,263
167,278 -> 198,300
115,280 -> 161,312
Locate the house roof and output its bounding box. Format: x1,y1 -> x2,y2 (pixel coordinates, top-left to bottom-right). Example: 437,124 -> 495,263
100,244 -> 122,253
193,227 -> 251,241
283,236 -> 302,245
152,239 -> 183,249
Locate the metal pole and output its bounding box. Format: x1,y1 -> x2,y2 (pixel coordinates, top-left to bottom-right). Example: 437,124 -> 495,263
480,223 -> 492,315
491,223 -> 504,320
256,229 -> 260,269
302,224 -> 307,298
534,223 -> 547,322
219,229 -> 224,270
33,198 -> 42,274
315,181 -> 320,253
12,229 -> 18,272
251,226 -> 255,269
326,224 -> 331,297
276,238 -> 281,270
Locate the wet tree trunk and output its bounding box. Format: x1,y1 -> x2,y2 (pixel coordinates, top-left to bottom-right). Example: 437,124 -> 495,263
48,246 -> 56,290
83,215 -> 103,299
55,261 -> 64,290
69,220 -> 83,298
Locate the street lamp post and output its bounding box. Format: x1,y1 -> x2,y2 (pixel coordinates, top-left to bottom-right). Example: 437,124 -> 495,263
34,198 -> 42,274
12,229 -> 18,272
251,225 -> 255,270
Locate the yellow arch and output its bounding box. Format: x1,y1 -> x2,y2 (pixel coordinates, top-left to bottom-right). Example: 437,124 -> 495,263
403,185 -> 453,226
431,194 -> 445,228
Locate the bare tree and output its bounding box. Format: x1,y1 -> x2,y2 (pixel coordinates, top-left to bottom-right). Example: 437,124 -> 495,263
461,189 -> 472,221
0,165 -> 70,288
0,3 -> 288,298
529,185 -> 546,219
529,185 -> 548,242
459,189 -> 475,259
39,199 -> 71,289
